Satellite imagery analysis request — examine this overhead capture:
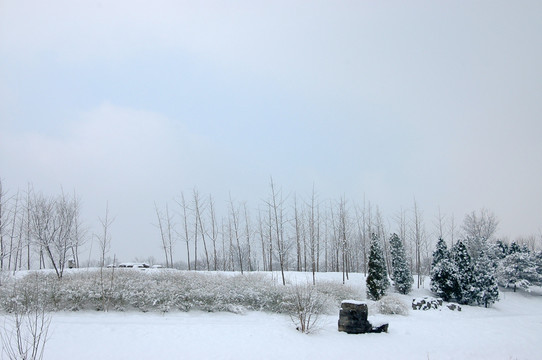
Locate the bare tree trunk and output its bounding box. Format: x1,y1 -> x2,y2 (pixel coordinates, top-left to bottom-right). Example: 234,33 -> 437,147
8,190 -> 20,271
294,195 -> 302,272
413,199 -> 423,288
309,186 -> 317,285
209,195 -> 219,271
267,204 -> 273,272
0,179 -> 6,271
258,208 -> 267,271
194,190 -> 210,271
165,204 -> 174,268
25,184 -> 32,270
98,202 -> 114,311
243,202 -> 252,271
179,193 -> 191,270
221,217 -> 227,271
154,202 -> 169,268
268,177 -> 286,285
229,195 -> 243,274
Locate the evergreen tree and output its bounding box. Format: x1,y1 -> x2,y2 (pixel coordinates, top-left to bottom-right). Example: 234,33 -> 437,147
535,251 -> 542,280
495,240 -> 509,259
471,249 -> 499,307
366,233 -> 389,300
389,233 -> 413,295
509,241 -> 522,254
452,240 -> 474,304
497,250 -> 540,292
430,238 -> 459,301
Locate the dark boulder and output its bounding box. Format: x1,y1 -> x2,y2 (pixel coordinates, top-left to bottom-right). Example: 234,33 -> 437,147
338,300 -> 388,334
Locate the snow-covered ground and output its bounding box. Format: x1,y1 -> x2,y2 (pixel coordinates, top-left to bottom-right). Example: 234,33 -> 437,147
10,272 -> 542,359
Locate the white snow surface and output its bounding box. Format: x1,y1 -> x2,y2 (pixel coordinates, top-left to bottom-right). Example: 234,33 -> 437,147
341,299 -> 366,305
7,272 -> 542,359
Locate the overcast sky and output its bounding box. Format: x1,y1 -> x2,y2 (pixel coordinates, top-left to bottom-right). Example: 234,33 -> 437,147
1,1 -> 541,261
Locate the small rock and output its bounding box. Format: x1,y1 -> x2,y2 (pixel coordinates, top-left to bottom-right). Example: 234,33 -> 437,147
412,297 -> 443,310
446,303 -> 462,311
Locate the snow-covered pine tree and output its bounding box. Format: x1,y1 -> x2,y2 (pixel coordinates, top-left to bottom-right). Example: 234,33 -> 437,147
430,238 -> 459,301
497,250 -> 540,292
366,233 -> 389,300
389,233 -> 413,295
509,241 -> 522,254
452,240 -> 474,304
471,249 -> 499,307
494,240 -> 509,259
535,251 -> 542,280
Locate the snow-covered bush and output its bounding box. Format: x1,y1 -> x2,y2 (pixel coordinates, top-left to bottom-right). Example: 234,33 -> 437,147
0,270 -> 361,315
1,273 -> 52,360
315,281 -> 362,306
287,284 -> 329,333
376,295 -> 409,315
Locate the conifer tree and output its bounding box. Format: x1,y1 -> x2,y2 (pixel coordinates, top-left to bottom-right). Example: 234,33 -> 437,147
366,233 -> 389,300
452,240 -> 474,304
389,233 -> 413,295
471,249 -> 499,307
497,250 -> 540,292
430,238 -> 459,301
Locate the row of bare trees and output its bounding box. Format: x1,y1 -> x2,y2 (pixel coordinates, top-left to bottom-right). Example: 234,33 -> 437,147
2,178 -> 537,284
0,181 -> 86,278
153,179 -> 518,287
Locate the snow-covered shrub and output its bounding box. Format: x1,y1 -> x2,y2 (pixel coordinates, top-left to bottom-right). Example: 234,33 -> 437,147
376,295 -> 409,315
0,275 -> 52,360
315,281 -> 362,307
287,284 -> 329,334
0,270 -> 361,315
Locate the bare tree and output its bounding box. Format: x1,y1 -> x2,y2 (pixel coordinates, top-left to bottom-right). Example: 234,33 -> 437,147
1,274 -> 52,360
97,202 -> 115,311
29,192 -> 77,279
375,207 -> 390,276
194,190 -> 210,271
7,190 -> 20,272
69,192 -> 87,268
0,179 -> 9,271
449,213 -> 457,247
411,199 -> 426,288
97,202 -> 114,268
175,192 -> 191,270
268,177 -> 286,285
243,202 -> 253,271
154,202 -> 170,268
293,195 -> 303,272
208,195 -> 219,271
462,208 -> 499,241
434,207 -> 446,240
257,208 -> 268,271
307,186 -> 319,285
228,194 -> 243,274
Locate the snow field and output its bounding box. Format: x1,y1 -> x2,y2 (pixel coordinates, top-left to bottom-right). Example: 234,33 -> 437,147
4,271 -> 542,359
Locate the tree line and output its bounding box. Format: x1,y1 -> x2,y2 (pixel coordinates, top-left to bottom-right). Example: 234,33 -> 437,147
1,178 -> 541,283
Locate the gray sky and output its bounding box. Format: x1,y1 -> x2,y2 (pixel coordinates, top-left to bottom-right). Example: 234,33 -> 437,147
1,1 -> 541,261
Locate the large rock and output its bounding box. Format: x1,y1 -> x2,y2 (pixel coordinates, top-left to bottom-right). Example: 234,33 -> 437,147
338,300 -> 388,334
412,297 -> 443,310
